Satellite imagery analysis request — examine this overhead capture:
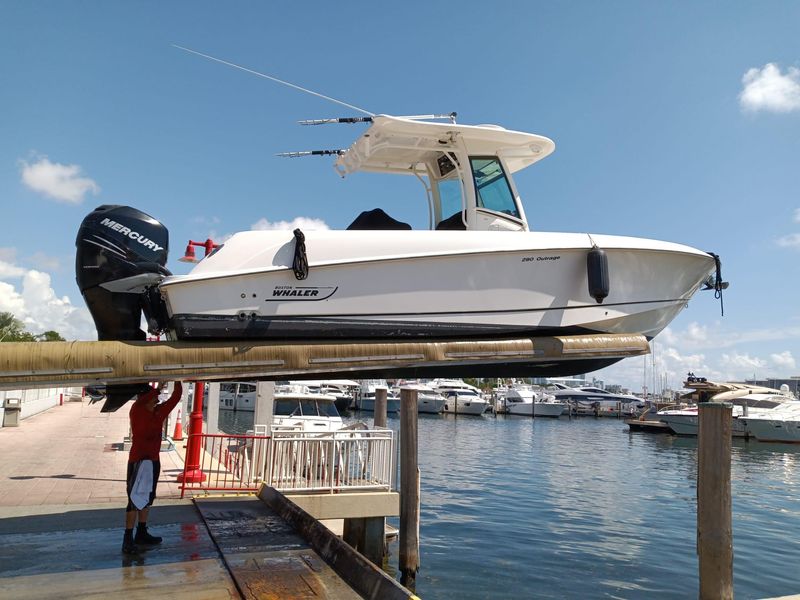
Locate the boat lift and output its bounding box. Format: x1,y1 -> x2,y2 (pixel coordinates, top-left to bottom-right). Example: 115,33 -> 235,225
0,333 -> 649,391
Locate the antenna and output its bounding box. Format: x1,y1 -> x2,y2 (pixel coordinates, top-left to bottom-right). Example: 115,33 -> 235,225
172,44 -> 375,117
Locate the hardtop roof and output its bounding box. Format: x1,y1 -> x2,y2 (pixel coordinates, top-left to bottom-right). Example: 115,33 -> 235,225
335,115 -> 555,177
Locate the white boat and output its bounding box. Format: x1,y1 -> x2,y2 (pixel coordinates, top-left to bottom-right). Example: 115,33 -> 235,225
272,389 -> 344,433
739,402 -> 800,443
546,384 -> 647,416
394,381 -> 446,414
659,394 -> 796,437
219,381 -> 256,411
432,379 -> 489,416
354,379 -> 400,413
76,115 -> 725,390
503,383 -> 565,418
289,379 -> 359,413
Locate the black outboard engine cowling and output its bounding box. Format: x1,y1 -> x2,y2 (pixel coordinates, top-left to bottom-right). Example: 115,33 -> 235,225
75,205 -> 171,412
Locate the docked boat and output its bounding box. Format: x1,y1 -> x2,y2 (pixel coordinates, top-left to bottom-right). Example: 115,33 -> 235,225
354,379 -> 400,413
432,379 -> 489,416
395,381 -> 446,414
290,379 -> 359,413
739,402 -> 800,443
215,381 -> 344,431
657,376 -> 796,437
272,388 -> 344,433
546,384 -> 647,417
659,393 -> 797,438
503,383 -> 565,417
219,381 -> 256,411
75,115 -> 725,410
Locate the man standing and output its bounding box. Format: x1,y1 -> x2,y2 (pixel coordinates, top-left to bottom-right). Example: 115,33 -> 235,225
123,381 -> 183,554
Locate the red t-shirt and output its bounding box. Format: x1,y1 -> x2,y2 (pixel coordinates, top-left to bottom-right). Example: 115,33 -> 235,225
129,385 -> 183,463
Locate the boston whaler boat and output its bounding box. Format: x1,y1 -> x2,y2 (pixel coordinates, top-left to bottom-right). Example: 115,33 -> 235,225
75,114 -> 725,409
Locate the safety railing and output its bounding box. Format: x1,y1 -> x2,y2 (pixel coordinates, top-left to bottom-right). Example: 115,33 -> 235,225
266,428 -> 394,493
179,433 -> 271,497
179,427 -> 394,497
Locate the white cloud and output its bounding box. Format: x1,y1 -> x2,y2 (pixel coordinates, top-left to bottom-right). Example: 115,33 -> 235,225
770,350 -> 796,370
0,259 -> 25,279
777,233 -> 800,248
739,63 -> 800,113
251,216 -> 330,231
19,155 -> 100,204
720,352 -> 767,373
0,270 -> 96,341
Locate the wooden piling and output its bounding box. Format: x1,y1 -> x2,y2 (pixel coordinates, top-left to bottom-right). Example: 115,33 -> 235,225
374,387 -> 388,428
697,402 -> 733,600
399,387 -> 420,588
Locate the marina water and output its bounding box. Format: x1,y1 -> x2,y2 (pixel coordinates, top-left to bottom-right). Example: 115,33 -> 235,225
218,410 -> 800,599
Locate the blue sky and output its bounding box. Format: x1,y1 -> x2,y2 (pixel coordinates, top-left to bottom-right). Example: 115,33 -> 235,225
2,2 -> 799,393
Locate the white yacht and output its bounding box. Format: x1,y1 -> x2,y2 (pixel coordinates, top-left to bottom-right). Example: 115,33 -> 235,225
216,381 -> 343,432
219,381 -> 256,411
546,384 -> 647,417
272,388 -> 344,433
659,394 -> 796,437
739,402 -> 800,443
76,115 -> 726,394
394,381 -> 446,414
354,379 -> 400,413
432,379 -> 489,416
503,383 -> 565,418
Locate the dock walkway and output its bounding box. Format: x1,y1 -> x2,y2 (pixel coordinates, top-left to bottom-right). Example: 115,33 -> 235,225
0,399 -> 409,599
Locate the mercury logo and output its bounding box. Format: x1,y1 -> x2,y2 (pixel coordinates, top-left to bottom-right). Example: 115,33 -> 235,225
100,218 -> 164,252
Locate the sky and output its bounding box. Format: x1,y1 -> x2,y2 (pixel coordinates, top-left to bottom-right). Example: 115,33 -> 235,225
1,1 -> 799,394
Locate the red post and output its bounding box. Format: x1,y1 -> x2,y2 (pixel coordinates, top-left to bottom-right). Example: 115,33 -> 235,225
59,393 -> 63,406
177,382 -> 206,483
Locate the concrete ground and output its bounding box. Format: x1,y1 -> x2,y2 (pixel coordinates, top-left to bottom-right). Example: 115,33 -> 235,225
0,398 -> 184,507
0,399 -> 377,599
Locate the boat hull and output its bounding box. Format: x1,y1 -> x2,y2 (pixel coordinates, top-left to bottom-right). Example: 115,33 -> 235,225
442,397 -> 488,415
161,230 -> 715,345
506,401 -> 564,417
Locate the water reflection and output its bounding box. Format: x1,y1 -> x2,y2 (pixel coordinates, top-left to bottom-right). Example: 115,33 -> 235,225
212,408 -> 800,599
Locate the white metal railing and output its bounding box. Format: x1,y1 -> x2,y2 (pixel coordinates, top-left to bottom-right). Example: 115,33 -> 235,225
265,428 -> 395,493
180,427 -> 394,496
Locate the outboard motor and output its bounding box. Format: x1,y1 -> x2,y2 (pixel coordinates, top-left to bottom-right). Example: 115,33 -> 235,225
75,205 -> 171,412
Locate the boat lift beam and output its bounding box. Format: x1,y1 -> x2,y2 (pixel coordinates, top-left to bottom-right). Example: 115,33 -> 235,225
0,334 -> 649,391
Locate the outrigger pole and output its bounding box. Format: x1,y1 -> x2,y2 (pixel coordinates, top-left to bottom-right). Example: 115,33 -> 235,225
298,113 -> 458,125
276,149 -> 345,158
172,44 -> 376,116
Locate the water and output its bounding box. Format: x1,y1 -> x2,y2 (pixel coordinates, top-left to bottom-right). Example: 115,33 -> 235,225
216,410 -> 800,599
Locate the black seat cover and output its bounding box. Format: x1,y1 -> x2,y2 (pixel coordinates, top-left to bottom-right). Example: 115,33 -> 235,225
347,208 -> 412,230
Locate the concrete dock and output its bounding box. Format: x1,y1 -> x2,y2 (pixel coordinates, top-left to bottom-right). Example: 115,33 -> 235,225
0,399 -> 413,599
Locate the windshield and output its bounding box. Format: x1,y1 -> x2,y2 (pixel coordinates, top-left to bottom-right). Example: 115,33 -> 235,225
275,399 -> 300,416
471,157 -> 519,218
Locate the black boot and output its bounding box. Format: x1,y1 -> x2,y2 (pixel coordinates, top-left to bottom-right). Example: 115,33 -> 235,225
122,529 -> 138,554
134,524 -> 162,546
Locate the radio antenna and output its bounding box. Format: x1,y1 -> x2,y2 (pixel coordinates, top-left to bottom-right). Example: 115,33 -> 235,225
172,44 -> 375,117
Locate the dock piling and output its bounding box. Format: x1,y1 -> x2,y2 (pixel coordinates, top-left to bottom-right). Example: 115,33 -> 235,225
374,387 -> 388,428
697,402 -> 733,600
399,387 -> 420,588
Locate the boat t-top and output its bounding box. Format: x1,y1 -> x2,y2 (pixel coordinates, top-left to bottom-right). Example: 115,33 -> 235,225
76,114 -> 725,409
